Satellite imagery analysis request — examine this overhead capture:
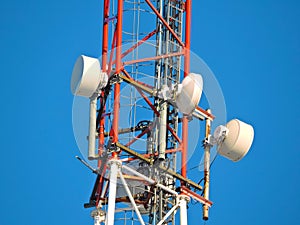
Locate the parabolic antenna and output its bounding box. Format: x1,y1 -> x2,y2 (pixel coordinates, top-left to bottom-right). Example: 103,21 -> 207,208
218,119 -> 254,162
71,55 -> 109,161
71,55 -> 108,98
176,73 -> 203,115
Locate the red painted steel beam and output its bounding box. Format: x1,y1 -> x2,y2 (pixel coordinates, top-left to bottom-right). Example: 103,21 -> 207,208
123,51 -> 184,66
101,0 -> 109,67
98,0 -> 110,160
182,0 -> 192,178
196,106 -> 215,120
111,0 -> 123,147
180,186 -> 213,207
115,0 -> 123,74
145,0 -> 185,47
167,124 -> 182,144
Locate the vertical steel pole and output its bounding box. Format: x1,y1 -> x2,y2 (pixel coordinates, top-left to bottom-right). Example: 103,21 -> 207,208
106,160 -> 120,225
158,101 -> 167,160
182,0 -> 192,178
101,0 -> 109,67
112,0 -> 123,144
88,95 -> 98,160
98,0 -> 110,158
179,196 -> 189,225
94,214 -> 101,225
203,109 -> 211,220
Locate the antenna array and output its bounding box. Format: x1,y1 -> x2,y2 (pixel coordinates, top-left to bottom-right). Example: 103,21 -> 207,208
70,1 -> 254,224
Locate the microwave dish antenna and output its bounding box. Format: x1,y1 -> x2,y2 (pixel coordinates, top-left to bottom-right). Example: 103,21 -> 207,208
71,55 -> 108,98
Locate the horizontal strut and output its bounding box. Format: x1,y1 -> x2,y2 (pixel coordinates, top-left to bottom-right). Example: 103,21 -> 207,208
123,51 -> 184,66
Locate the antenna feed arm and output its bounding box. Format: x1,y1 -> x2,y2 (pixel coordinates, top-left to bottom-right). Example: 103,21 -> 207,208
213,125 -> 229,145
203,125 -> 229,147
203,135 -> 215,148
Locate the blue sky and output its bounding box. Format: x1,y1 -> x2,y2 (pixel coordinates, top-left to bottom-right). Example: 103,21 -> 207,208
0,0 -> 299,225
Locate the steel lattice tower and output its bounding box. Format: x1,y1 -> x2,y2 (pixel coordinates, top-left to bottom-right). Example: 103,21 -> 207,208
71,1 -> 255,224
80,0 -> 214,224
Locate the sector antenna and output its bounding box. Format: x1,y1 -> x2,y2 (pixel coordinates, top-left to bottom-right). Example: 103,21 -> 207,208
70,1 -> 255,224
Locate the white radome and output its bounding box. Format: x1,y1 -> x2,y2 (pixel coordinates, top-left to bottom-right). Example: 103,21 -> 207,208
71,55 -> 108,98
176,73 -> 203,114
218,119 -> 254,162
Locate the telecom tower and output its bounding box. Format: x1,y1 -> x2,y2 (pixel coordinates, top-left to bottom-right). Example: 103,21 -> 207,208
70,1 -> 255,225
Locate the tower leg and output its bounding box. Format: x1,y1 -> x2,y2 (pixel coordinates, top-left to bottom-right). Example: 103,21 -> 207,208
106,159 -> 121,225
179,195 -> 190,225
